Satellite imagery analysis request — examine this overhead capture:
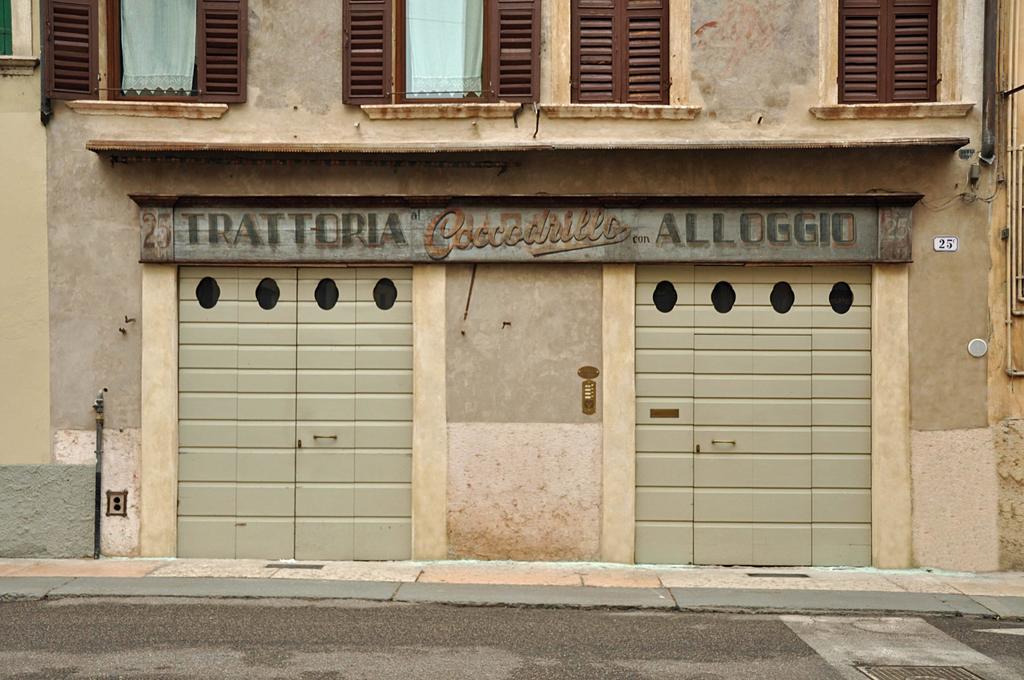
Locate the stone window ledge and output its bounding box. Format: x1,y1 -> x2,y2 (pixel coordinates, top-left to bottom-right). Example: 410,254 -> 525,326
810,102 -> 974,120
542,104 -> 702,120
0,56 -> 39,76
361,103 -> 522,120
65,100 -> 229,119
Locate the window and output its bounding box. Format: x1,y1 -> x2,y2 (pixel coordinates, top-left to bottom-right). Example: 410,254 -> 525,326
839,0 -> 937,103
403,0 -> 483,100
711,281 -> 736,314
571,0 -> 668,105
373,278 -> 398,310
0,0 -> 12,56
342,0 -> 540,105
116,0 -> 197,96
195,277 -> 220,309
255,278 -> 280,310
44,0 -> 247,102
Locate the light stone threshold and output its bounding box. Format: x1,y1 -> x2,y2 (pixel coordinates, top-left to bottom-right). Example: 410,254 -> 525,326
361,102 -> 522,120
810,102 -> 975,120
542,103 -> 702,120
65,100 -> 229,119
0,55 -> 38,76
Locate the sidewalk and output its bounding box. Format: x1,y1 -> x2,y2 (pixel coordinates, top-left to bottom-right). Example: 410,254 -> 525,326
2,559 -> 1023,619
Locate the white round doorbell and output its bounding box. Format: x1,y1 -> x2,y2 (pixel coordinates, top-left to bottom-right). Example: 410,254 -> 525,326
968,339 -> 988,358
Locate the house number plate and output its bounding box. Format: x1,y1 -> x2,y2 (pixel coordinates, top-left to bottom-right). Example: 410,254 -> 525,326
934,236 -> 959,252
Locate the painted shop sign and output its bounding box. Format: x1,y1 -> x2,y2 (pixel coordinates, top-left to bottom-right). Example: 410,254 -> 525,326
135,196 -> 917,264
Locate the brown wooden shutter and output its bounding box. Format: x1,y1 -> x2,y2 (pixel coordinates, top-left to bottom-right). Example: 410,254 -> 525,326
489,0 -> 540,102
624,0 -> 668,104
572,0 -> 617,103
46,0 -> 97,100
343,0 -> 392,105
197,0 -> 247,103
890,0 -> 936,102
839,0 -> 885,103
840,0 -> 936,104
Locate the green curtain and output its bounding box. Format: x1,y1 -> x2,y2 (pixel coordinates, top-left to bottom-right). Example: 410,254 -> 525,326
405,0 -> 483,99
121,0 -> 197,94
0,0 -> 12,56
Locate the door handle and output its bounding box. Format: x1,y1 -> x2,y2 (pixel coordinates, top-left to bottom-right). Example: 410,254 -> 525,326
313,434 -> 338,441
711,439 -> 737,446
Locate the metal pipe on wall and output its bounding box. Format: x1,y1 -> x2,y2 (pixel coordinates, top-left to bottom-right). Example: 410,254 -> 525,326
1006,0 -> 1024,376
981,0 -> 999,165
92,389 -> 107,559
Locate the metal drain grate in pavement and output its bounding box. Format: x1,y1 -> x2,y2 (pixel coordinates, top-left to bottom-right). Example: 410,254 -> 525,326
857,666 -> 985,680
746,573 -> 810,578
266,563 -> 324,570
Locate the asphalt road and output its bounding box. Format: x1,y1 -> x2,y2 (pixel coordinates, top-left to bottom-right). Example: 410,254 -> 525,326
1,599 -> 1022,679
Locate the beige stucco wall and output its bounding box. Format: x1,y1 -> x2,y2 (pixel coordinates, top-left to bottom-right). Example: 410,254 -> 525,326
448,423 -> 602,561
41,0 -> 1008,567
911,429 -> 1001,572
443,264 -> 603,559
0,0 -> 48,466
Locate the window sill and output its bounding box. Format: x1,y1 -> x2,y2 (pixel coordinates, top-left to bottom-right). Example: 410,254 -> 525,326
65,100 -> 229,120
809,102 -> 975,120
360,103 -> 522,120
0,56 -> 39,76
542,104 -> 702,120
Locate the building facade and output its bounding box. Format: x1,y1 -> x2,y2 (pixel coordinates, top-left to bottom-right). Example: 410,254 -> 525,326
2,0 -> 1022,570
0,0 -> 66,555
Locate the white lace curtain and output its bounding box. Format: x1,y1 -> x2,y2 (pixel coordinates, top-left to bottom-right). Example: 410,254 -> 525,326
121,0 -> 197,94
405,0 -> 483,99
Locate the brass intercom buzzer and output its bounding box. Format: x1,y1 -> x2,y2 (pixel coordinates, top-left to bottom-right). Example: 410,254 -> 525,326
578,366 -> 599,416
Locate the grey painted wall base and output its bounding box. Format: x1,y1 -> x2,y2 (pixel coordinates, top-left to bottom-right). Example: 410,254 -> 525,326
0,465 -> 94,558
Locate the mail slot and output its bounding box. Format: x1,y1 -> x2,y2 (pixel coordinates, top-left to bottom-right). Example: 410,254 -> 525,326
650,408 -> 680,419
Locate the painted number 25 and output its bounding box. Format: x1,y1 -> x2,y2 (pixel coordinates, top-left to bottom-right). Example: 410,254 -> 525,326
933,236 -> 959,252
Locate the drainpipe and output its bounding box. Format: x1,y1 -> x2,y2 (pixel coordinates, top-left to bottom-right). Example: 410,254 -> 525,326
980,0 -> 998,165
39,0 -> 52,126
92,389 -> 107,559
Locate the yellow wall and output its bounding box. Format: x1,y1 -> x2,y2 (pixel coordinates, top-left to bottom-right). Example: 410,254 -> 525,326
0,0 -> 49,465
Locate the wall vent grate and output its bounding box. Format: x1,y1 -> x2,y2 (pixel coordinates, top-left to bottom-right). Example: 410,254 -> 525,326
266,563 -> 324,570
857,666 -> 985,680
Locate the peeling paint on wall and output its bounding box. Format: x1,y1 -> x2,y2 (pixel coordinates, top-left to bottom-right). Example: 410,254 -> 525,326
911,428 -> 1000,572
53,428 -> 141,557
447,422 -> 602,561
690,0 -> 818,123
996,419 -> 1024,569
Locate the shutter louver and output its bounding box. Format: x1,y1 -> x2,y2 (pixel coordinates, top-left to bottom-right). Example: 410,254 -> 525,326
198,0 -> 247,103
343,0 -> 392,105
891,1 -> 936,102
839,0 -> 884,103
491,0 -> 540,102
46,0 -> 97,100
625,0 -> 667,104
573,0 -> 616,103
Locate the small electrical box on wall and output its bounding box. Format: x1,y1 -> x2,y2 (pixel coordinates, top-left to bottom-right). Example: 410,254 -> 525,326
106,490 -> 128,517
578,366 -> 600,416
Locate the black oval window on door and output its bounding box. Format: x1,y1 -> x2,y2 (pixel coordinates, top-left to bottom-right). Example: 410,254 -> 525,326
652,281 -> 678,313
314,278 -> 339,310
711,281 -> 736,313
195,277 -> 220,309
255,278 -> 280,310
829,281 -> 854,314
770,281 -> 795,314
373,278 -> 398,310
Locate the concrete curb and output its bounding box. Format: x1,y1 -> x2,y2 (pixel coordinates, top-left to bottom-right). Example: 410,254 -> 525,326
1,577 -> 1022,619
393,583 -> 677,609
